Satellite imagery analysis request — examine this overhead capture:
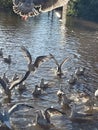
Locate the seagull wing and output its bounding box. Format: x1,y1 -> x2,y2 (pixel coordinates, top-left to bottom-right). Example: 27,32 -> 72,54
13,0 -> 40,17
45,107 -> 65,116
33,55 -> 52,68
9,71 -> 30,90
0,77 -> 7,92
0,112 -> 11,129
8,103 -> 34,116
21,46 -> 32,64
59,57 -> 69,68
50,53 -> 59,66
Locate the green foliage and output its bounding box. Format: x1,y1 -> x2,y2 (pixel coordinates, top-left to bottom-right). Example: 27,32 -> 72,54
67,0 -> 78,16
68,0 -> 98,21
0,0 -> 12,9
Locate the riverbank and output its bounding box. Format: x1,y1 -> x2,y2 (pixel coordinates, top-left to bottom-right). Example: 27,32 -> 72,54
0,0 -> 98,22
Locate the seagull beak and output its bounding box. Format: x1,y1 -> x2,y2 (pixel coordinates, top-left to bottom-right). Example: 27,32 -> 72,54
4,121 -> 12,129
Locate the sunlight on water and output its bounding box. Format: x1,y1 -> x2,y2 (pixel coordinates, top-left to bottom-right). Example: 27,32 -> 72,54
0,11 -> 98,130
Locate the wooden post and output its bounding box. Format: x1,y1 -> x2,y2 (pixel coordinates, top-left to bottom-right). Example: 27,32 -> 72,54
62,5 -> 67,25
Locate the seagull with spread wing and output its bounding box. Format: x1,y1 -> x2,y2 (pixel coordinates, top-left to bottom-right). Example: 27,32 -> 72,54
0,103 -> 34,129
50,53 -> 69,78
21,46 -> 53,72
69,103 -> 93,122
0,46 -> 52,98
12,0 -> 69,19
33,107 -> 65,128
0,71 -> 30,99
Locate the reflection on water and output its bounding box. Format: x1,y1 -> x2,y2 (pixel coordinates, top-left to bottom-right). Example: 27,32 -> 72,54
0,11 -> 98,130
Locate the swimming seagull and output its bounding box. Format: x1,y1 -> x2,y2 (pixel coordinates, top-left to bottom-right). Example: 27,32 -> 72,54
0,103 -> 34,129
39,78 -> 49,90
11,73 -> 19,81
18,81 -> 26,92
75,67 -> 85,76
33,107 -> 65,128
69,103 -> 93,122
32,85 -> 42,97
3,55 -> 11,65
32,78 -> 49,97
50,53 -> 69,77
61,94 -> 73,110
67,74 -> 77,85
57,85 -> 64,98
12,0 -> 69,19
21,46 -> 53,72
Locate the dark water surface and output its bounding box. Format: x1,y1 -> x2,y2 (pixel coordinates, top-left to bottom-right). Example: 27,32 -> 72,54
0,11 -> 98,130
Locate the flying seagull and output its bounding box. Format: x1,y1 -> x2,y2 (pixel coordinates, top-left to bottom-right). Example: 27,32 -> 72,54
0,103 -> 34,129
12,0 -> 69,19
21,46 -> 53,72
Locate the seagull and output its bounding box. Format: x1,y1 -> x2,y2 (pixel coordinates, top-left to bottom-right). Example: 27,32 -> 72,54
75,67 -> 85,76
67,74 -> 77,85
50,53 -> 69,78
3,55 -> 11,65
33,107 -> 65,128
9,71 -> 30,90
57,85 -> 64,98
39,78 -> 49,90
32,85 -> 42,97
2,73 -> 9,84
21,46 -> 53,72
11,73 -> 19,81
69,103 -> 93,122
61,94 -> 73,110
18,81 -> 26,92
0,103 -> 34,129
12,0 -> 69,19
0,77 -> 11,98
10,74 -> 27,93
0,71 -> 30,99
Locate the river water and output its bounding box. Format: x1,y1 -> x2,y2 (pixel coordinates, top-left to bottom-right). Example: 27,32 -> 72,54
0,11 -> 98,130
